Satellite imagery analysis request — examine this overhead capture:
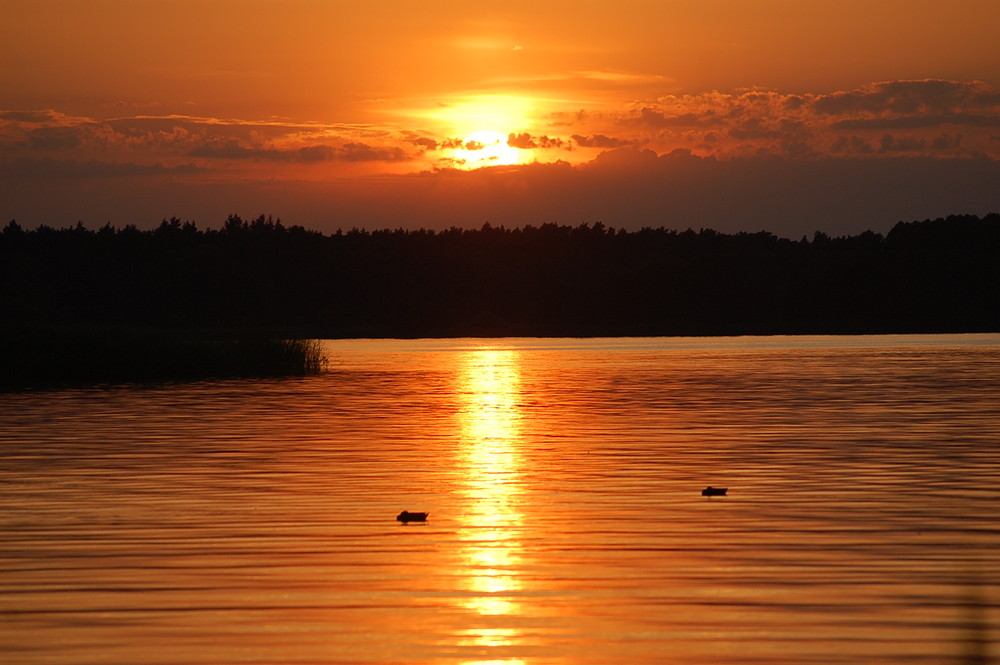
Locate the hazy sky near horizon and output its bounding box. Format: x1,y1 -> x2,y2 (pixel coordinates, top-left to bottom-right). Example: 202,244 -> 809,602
2,0 -> 999,236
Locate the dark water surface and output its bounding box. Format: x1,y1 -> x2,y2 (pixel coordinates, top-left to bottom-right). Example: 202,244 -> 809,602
2,335 -> 998,664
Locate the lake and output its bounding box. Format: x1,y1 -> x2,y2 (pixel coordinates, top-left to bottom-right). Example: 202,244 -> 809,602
2,335 -> 998,664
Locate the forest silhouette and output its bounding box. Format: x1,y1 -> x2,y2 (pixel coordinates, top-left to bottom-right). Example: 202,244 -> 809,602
2,213 -> 998,339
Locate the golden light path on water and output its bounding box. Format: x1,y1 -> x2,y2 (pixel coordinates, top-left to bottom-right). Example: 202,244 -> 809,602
454,347 -> 527,660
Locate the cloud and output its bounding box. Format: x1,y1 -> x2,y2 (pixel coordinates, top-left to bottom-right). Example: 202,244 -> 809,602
582,79 -> 1000,159
190,140 -> 407,162
294,145 -> 338,162
878,134 -> 927,153
0,110 -> 66,123
403,133 -> 439,150
277,152 -> 1000,240
5,148 -> 999,243
2,78 -> 998,198
581,146 -> 660,171
2,110 -> 412,165
506,132 -> 535,149
728,117 -> 810,141
813,79 -> 1000,116
28,126 -> 86,150
338,142 -> 407,162
624,107 -> 723,129
571,69 -> 674,87
189,141 -> 286,160
832,113 -> 1000,130
572,134 -> 635,148
830,135 -> 875,155
0,156 -> 202,179
507,132 -> 565,149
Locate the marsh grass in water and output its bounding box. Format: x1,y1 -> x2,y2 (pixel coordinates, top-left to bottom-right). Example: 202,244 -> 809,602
0,327 -> 326,390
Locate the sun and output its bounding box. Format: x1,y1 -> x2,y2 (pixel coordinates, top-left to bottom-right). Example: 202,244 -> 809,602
448,130 -> 524,169
412,94 -> 539,169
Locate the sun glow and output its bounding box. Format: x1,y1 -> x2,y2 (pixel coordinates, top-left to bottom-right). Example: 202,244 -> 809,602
449,130 -> 524,169
415,94 -> 540,169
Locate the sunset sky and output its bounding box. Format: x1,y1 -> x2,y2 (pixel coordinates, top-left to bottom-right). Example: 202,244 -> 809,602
3,0 -> 999,237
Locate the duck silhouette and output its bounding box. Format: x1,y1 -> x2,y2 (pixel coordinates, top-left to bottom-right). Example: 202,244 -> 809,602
397,510 -> 429,523
701,486 -> 728,497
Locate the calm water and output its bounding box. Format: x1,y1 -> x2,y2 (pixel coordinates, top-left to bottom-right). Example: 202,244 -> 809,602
2,335 -> 999,665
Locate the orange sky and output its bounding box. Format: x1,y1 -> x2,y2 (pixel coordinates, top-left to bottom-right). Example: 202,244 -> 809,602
2,0 -> 999,236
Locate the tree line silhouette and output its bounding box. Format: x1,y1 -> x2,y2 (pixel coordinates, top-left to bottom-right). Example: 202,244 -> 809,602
2,213 -> 998,338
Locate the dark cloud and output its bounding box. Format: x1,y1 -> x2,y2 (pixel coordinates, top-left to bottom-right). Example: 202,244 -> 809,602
0,156 -> 201,179
931,133 -> 963,151
507,132 -> 536,149
104,115 -> 339,139
813,79 -> 1000,116
507,132 -> 565,149
190,140 -> 406,162
293,152 -> 1000,240
729,117 -> 808,140
832,113 -> 1000,130
28,126 -> 85,150
295,145 -> 338,162
408,136 -> 439,150
879,134 -> 926,153
189,141 -> 277,160
588,79 -> 1000,159
5,151 -> 999,241
583,146 -> 659,170
830,135 -> 875,155
783,95 -> 808,111
0,110 -> 64,123
2,111 -> 413,165
572,134 -> 635,148
625,107 -> 720,129
338,142 -> 407,162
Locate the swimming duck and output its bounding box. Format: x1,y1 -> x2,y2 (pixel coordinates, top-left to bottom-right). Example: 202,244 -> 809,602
701,486 -> 728,497
397,510 -> 429,522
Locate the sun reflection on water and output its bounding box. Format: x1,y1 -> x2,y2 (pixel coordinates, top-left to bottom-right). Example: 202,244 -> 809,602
455,348 -> 525,622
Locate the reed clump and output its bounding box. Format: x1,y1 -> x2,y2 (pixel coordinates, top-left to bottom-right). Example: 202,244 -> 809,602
0,327 -> 326,390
